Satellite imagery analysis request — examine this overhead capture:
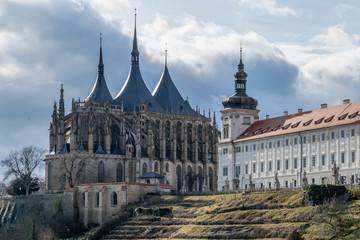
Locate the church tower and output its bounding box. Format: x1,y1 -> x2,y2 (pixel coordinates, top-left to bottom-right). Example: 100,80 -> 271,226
220,48 -> 259,142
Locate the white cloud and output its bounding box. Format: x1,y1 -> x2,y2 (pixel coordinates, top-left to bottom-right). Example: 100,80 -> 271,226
234,0 -> 300,17
277,25 -> 360,108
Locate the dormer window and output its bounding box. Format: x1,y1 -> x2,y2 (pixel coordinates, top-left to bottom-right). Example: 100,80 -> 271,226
303,119 -> 313,126
349,111 -> 359,119
282,123 -> 291,130
325,115 -> 335,123
315,117 -> 324,124
291,121 -> 300,128
338,113 -> 348,120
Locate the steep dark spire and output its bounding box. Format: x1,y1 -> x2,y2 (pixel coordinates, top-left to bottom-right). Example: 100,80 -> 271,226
131,8 -> 139,65
222,47 -> 258,109
59,84 -> 65,117
114,10 -> 163,112
98,33 -> 104,74
85,34 -> 113,103
152,49 -> 199,116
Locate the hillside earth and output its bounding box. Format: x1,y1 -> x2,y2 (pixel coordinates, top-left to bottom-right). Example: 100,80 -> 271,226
103,190 -> 316,240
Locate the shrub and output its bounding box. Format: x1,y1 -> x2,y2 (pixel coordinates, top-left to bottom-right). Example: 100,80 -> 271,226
305,184 -> 350,205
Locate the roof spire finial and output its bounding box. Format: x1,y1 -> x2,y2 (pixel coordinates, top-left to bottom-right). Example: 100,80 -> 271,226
165,42 -> 168,66
238,43 -> 244,70
131,8 -> 139,64
98,33 -> 104,74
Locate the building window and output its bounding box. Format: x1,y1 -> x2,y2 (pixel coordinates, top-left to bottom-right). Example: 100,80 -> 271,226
303,136 -> 307,144
285,160 -> 289,170
261,143 -> 264,150
341,152 -> 345,163
277,140 -> 280,148
312,156 -> 316,167
285,139 -> 289,146
243,117 -> 251,124
321,155 -> 325,166
341,130 -> 345,138
245,164 -> 248,174
235,165 -> 241,176
81,192 -> 86,207
331,154 -> 335,164
166,162 -> 169,172
312,135 -> 316,143
235,146 -> 241,153
351,129 -> 355,137
154,162 -> 159,172
303,157 -> 307,168
253,163 -> 256,173
331,132 -> 335,140
223,166 -> 228,176
277,160 -> 280,171
223,148 -> 228,154
116,163 -> 123,182
142,162 -> 147,174
294,137 -> 298,145
269,161 -> 272,172
261,162 -> 264,172
245,145 -> 248,152
111,192 -> 118,206
269,142 -> 272,149
285,181 -> 288,187
253,144 -> 256,151
321,133 -> 325,141
95,192 -> 100,207
294,158 -> 298,169
223,124 -> 229,139
98,161 -> 105,183
312,178 -> 315,184
352,152 -> 355,163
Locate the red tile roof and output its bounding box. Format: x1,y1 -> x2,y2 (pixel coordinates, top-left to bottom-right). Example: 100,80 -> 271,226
234,102 -> 360,142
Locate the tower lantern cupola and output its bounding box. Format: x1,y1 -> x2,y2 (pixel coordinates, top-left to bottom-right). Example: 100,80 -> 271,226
222,48 -> 258,110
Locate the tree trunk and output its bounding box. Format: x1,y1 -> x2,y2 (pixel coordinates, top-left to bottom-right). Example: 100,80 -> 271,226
26,184 -> 30,195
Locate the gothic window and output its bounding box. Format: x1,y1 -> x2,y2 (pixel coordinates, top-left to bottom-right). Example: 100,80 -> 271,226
142,162 -> 147,175
47,162 -> 52,190
95,192 -> 100,207
208,167 -> 214,191
165,162 -> 169,172
116,163 -> 123,182
111,192 -> 117,206
154,162 -> 159,172
176,165 -> 182,191
98,161 -> 105,183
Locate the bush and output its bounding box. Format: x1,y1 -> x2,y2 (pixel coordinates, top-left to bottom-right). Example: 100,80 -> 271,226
305,184 -> 350,205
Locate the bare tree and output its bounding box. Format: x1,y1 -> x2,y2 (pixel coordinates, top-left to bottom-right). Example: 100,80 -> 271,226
1,145 -> 46,195
62,154 -> 95,188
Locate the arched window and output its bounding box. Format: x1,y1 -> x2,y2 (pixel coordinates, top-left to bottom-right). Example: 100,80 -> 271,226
111,192 -> 118,206
154,162 -> 159,172
116,163 -> 123,182
142,162 -> 147,175
166,162 -> 169,172
47,162 -> 52,190
95,192 -> 100,207
81,192 -> 86,207
98,161 -> 105,183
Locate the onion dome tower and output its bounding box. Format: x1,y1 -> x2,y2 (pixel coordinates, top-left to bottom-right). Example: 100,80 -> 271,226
114,10 -> 163,112
222,48 -> 258,109
152,50 -> 198,116
220,48 -> 259,142
85,34 -> 113,103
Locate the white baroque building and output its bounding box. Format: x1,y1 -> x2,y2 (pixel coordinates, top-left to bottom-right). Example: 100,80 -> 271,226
217,50 -> 360,191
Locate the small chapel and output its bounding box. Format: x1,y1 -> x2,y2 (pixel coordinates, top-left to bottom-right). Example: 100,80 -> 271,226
45,13 -> 218,193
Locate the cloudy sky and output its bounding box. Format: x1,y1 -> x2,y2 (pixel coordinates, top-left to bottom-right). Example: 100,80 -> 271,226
1,0 -> 360,178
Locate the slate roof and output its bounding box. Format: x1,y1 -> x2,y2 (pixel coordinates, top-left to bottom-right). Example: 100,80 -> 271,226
152,64 -> 199,116
138,172 -> 163,179
114,15 -> 163,112
85,37 -> 113,103
234,101 -> 360,142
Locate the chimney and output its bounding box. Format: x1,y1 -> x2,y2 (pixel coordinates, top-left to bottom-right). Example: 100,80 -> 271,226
321,103 -> 327,109
266,115 -> 269,120
284,111 -> 288,116
298,108 -> 303,113
343,99 -> 350,104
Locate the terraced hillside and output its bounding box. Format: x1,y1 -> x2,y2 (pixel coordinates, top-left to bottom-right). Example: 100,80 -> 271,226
103,190 -> 315,239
